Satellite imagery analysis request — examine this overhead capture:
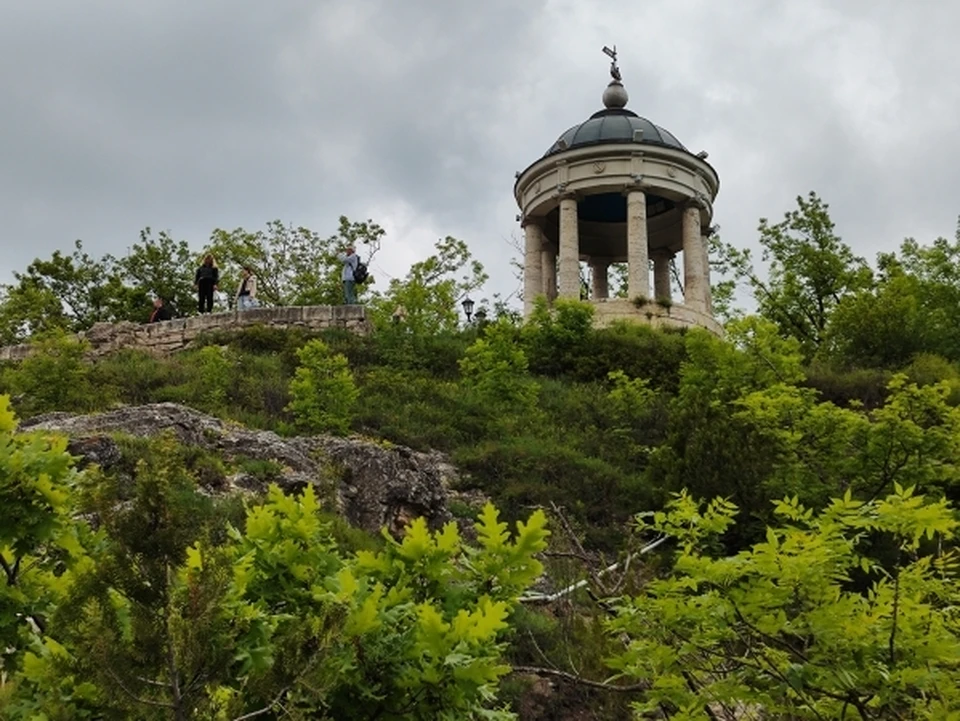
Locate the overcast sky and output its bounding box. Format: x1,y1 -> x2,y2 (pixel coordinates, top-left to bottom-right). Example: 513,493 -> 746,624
2,0 -> 959,308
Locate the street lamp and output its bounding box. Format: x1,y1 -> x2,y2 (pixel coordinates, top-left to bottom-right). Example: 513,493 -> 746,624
474,308 -> 488,324
461,296 -> 475,323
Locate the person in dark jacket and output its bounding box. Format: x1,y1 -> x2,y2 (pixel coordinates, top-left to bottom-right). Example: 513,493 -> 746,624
148,297 -> 172,323
194,254 -> 219,313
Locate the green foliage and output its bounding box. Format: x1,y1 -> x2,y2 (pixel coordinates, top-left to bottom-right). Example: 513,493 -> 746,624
0,240 -> 119,341
523,297 -> 595,377
2,419 -> 549,719
455,435 -> 651,551
459,321 -> 540,430
367,235 -> 488,336
118,227 -> 197,318
607,487 -> 960,718
714,192 -> 871,358
190,345 -> 234,412
0,395 -> 84,669
824,271 -> 926,368
2,331 -> 95,416
208,216 -> 385,307
287,338 -> 359,435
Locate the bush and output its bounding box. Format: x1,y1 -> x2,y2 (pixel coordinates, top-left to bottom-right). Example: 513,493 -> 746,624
804,363 -> 892,409
459,321 -> 540,430
523,298 -> 595,378
570,321 -> 687,389
2,332 -> 96,416
454,436 -> 652,551
353,367 -> 484,451
286,339 -> 358,435
90,349 -> 176,406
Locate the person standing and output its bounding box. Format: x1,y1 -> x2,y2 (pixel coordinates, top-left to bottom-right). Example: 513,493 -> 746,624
235,265 -> 259,310
338,246 -> 359,304
194,254 -> 219,313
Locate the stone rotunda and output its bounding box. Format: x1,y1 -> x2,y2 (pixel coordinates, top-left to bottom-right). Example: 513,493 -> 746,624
514,50 -> 721,334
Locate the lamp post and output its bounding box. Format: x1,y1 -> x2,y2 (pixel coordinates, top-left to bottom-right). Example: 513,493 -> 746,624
461,296 -> 475,324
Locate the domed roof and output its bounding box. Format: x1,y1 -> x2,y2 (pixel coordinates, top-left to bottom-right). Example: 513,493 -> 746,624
545,107 -> 687,157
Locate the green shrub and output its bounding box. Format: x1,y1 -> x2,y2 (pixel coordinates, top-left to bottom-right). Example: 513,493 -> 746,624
286,338 -> 358,435
90,349 -> 175,405
459,321 -> 540,430
570,321 -> 687,388
523,297 -> 595,378
2,332 -> 96,416
354,367 -> 483,451
804,363 -> 891,409
900,352 -> 960,404
454,436 -> 652,551
226,351 -> 290,424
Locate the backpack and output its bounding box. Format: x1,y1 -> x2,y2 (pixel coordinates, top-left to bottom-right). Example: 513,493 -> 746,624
353,257 -> 369,284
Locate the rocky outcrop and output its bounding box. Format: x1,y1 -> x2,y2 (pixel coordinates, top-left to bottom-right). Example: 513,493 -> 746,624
0,304 -> 370,361
22,403 -> 453,537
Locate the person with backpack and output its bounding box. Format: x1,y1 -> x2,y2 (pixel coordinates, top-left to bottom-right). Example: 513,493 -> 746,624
338,246 -> 364,304
194,253 -> 220,313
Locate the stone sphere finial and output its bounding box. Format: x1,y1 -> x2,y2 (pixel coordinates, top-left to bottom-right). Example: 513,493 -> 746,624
603,80 -> 628,109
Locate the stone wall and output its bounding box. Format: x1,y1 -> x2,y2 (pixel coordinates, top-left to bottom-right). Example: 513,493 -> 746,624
0,305 -> 370,362
590,298 -> 723,335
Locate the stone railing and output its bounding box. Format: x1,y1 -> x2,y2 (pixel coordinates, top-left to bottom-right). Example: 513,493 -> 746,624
0,305 -> 369,362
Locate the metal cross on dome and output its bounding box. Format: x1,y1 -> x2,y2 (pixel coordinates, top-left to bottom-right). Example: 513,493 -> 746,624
603,45 -> 621,82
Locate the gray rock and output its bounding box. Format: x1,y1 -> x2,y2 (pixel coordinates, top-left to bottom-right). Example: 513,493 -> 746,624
24,403 -> 453,537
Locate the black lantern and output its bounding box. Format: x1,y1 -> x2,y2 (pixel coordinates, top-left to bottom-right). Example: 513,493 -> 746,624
461,296 -> 475,323
474,308 -> 488,324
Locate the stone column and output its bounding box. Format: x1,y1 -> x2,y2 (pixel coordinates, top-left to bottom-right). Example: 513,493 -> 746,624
523,220 -> 544,318
590,260 -> 609,300
682,202 -> 707,313
700,231 -> 713,314
652,250 -> 672,302
626,190 -> 649,301
558,195 -> 580,299
541,245 -> 557,301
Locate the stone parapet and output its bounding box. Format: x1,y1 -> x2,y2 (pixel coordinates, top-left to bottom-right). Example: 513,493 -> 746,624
0,305 -> 370,362
590,298 -> 723,336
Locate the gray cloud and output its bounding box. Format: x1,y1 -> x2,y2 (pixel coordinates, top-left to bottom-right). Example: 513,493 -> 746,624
2,0 -> 959,308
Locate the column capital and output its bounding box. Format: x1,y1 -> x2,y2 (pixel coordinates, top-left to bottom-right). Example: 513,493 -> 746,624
683,193 -> 711,212
520,215 -> 545,229
649,247 -> 674,260
556,186 -> 579,201
623,174 -> 652,195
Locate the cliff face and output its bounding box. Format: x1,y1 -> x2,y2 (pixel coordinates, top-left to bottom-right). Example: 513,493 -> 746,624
22,403 -> 454,537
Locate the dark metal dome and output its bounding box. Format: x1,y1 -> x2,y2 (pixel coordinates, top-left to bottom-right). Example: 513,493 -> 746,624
544,108 -> 686,157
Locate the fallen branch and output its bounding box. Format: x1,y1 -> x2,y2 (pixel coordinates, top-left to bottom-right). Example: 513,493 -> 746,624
520,535 -> 668,604
511,665 -> 649,693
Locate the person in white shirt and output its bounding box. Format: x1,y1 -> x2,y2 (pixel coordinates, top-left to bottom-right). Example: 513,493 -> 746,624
235,266 -> 259,310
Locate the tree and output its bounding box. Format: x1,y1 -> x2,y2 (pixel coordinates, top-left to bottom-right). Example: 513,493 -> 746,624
368,236 -> 487,335
714,192 -> 871,358
286,338 -> 359,434
0,240 -> 122,341
607,486 -> 960,719
0,394 -> 85,672
0,282 -> 67,345
5,428 -> 550,720
459,320 -> 540,430
116,228 -> 198,318
208,216 -> 385,308
1,332 -> 96,416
